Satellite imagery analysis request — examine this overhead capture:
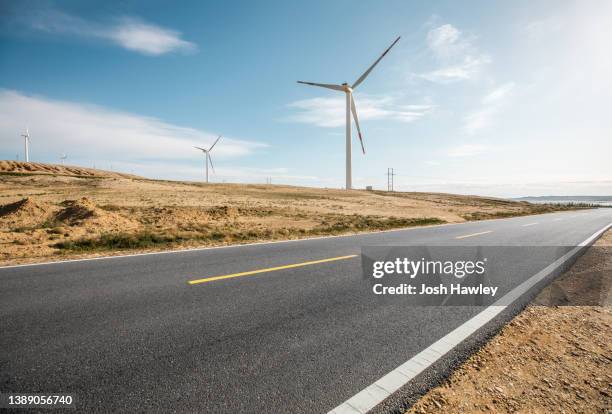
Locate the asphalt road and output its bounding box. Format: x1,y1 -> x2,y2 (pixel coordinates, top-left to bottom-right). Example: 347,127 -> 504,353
1,208 -> 611,413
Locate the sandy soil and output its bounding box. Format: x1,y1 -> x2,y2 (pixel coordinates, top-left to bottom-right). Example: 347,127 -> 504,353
0,160 -> 139,179
406,230 -> 612,414
0,161 -> 576,265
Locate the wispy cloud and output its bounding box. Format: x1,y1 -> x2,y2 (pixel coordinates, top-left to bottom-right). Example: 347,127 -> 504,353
286,94 -> 433,127
419,23 -> 490,83
421,55 -> 491,84
28,10 -> 196,55
446,144 -> 488,157
0,90 -> 264,174
426,23 -> 469,59
481,82 -> 515,104
463,108 -> 496,134
464,82 -> 515,134
522,16 -> 564,40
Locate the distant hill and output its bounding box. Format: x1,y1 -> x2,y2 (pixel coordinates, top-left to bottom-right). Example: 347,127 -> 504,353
0,160 -> 141,179
515,196 -> 612,206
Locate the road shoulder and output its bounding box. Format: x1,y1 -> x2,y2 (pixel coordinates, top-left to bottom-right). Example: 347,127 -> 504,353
404,230 -> 612,413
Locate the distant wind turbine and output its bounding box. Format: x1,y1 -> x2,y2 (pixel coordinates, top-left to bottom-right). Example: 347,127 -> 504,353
297,36 -> 400,190
21,127 -> 30,162
194,135 -> 222,183
60,153 -> 67,165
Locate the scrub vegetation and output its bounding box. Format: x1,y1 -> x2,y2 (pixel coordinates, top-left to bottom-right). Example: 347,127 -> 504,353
0,161 -> 583,265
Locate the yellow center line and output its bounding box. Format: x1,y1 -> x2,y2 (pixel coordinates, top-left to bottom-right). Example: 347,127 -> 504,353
455,230 -> 493,239
188,254 -> 359,285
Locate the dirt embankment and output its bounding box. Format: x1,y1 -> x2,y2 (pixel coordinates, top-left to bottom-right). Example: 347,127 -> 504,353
0,160 -> 140,179
406,230 -> 612,414
0,162 -> 580,265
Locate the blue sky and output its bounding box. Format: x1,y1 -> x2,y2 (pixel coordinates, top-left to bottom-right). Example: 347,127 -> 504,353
1,0 -> 611,197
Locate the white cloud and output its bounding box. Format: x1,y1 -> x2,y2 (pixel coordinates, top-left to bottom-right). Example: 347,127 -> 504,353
0,90 -> 265,173
427,24 -> 465,59
481,82 -> 515,104
419,23 -> 490,83
421,55 -> 491,83
286,94 -> 433,127
463,108 -> 495,134
446,144 -> 487,157
464,82 -> 515,134
29,10 -> 196,55
523,16 -> 564,40
106,18 -> 196,55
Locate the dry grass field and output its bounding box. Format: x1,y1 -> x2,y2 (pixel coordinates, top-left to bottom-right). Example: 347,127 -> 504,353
0,161 -> 576,265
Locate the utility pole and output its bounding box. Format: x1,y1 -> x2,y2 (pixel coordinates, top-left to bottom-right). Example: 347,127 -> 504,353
387,168 -> 396,192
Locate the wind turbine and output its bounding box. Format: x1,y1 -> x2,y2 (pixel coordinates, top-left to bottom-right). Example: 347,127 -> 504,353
60,153 -> 67,165
297,36 -> 400,190
21,127 -> 30,162
194,135 -> 222,183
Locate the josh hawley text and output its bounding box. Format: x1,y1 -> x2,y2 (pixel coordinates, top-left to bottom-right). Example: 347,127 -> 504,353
372,283 -> 498,297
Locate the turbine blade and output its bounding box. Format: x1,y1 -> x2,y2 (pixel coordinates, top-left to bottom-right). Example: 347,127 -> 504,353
194,146 -> 206,151
207,153 -> 215,174
350,94 -> 366,154
208,135 -> 222,152
297,81 -> 344,91
352,36 -> 401,89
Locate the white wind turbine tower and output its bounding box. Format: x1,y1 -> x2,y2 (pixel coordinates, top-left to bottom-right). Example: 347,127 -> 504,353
194,135 -> 222,183
21,127 -> 30,162
60,153 -> 67,165
297,36 -> 400,190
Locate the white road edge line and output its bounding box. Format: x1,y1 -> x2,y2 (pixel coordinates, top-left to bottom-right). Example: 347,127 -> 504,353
329,222 -> 612,414
455,230 -> 492,239
521,222 -> 539,227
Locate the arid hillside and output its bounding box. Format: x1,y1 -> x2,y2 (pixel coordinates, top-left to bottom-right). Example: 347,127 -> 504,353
0,160 -> 140,179
0,162 -> 576,265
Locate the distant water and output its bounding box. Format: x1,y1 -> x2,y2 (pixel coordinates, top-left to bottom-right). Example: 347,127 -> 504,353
514,196 -> 612,206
